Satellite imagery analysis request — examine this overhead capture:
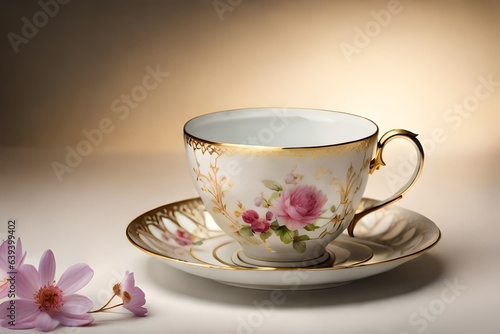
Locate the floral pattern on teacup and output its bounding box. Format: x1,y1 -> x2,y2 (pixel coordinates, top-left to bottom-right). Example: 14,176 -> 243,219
191,152 -> 369,254
234,172 -> 344,253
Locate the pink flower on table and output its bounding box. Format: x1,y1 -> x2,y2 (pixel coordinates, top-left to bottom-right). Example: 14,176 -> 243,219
113,271 -> 147,317
270,184 -> 328,231
242,210 -> 270,233
0,249 -> 94,332
0,237 -> 27,299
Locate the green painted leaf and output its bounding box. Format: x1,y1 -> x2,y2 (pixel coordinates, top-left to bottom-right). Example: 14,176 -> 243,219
292,240 -> 306,253
260,230 -> 272,242
304,223 -> 320,231
240,225 -> 254,237
280,231 -> 294,244
276,227 -> 294,244
262,180 -> 283,192
270,221 -> 280,230
269,191 -> 280,201
294,234 -> 310,241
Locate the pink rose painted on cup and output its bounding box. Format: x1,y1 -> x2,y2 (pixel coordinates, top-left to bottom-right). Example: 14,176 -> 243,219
242,209 -> 271,233
270,185 -> 328,231
236,171 -> 334,253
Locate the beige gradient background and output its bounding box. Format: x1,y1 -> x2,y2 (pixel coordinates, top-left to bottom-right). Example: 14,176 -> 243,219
1,1 -> 500,333
1,0 -> 499,156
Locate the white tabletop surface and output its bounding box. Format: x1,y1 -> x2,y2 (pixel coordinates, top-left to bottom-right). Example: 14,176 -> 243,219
1,1 -> 499,333
1,145 -> 499,334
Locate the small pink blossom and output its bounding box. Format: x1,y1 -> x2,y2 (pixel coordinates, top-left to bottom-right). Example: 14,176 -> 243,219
250,219 -> 270,233
284,171 -> 303,185
0,238 -> 26,299
242,210 -> 270,233
242,210 -> 259,224
270,184 -> 328,230
265,211 -> 273,221
0,250 -> 94,332
174,230 -> 193,246
254,197 -> 262,207
89,271 -> 147,317
113,271 -> 147,317
163,230 -> 196,246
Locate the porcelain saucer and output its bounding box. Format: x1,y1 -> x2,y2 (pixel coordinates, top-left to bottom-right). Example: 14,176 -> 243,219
126,198 -> 440,290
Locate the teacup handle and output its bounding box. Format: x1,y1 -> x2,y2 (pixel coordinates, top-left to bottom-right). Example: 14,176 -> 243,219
347,129 -> 425,237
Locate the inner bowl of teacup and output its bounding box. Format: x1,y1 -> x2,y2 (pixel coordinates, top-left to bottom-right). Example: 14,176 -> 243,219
184,108 -> 378,149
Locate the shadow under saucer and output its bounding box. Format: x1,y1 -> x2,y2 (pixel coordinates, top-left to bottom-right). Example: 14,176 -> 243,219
146,253 -> 443,307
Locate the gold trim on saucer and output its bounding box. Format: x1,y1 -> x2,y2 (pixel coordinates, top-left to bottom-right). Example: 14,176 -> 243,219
126,197 -> 441,274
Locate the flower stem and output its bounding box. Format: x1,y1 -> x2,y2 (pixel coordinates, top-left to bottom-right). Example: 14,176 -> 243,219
88,293 -> 122,313
89,302 -> 124,313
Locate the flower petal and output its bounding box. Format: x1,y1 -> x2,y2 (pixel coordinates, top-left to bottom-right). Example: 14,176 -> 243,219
36,312 -> 60,332
0,239 -> 7,270
57,263 -> 93,295
126,286 -> 146,306
53,311 -> 93,327
120,272 -> 147,317
39,250 -> 56,286
4,299 -> 40,328
16,238 -> 27,268
121,271 -> 134,292
17,264 -> 41,299
123,302 -> 148,317
0,299 -> 39,329
61,294 -> 93,314
0,282 -> 7,299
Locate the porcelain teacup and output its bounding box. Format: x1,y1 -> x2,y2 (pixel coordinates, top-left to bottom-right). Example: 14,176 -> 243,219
184,108 -> 424,267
